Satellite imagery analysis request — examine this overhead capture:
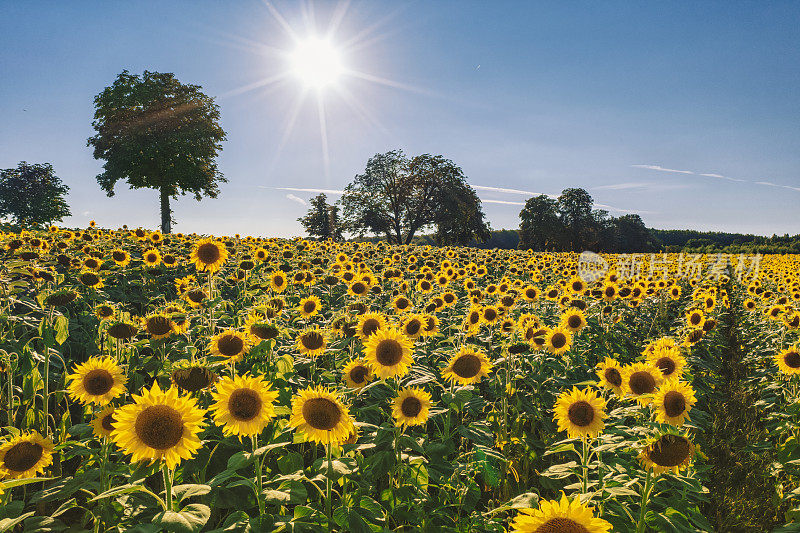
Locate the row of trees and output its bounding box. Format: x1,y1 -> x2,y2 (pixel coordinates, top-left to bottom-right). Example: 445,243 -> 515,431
298,150 -> 492,246
518,188 -> 657,252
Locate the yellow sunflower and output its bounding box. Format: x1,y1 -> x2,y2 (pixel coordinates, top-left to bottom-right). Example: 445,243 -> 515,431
553,387 -> 607,439
210,374 -> 278,438
646,347 -> 687,381
190,238 -> 229,273
142,314 -> 176,340
244,313 -> 280,344
208,330 -> 251,362
270,270 -> 288,292
545,326 -> 573,355
356,312 -> 387,342
622,363 -> 663,405
511,493 -> 611,533
653,381 -> 697,426
298,295 -> 322,318
111,382 -> 206,470
392,387 -> 432,427
686,309 -> 705,329
639,434 -> 695,474
400,314 -> 425,340
596,357 -> 624,397
364,328 -> 414,380
342,358 -> 374,389
560,308 -> 588,333
288,386 -> 355,445
295,327 -> 328,357
91,406 -> 117,440
0,432 -> 54,479
775,345 -> 800,375
67,356 -> 127,406
441,346 -> 493,386
142,248 -> 161,267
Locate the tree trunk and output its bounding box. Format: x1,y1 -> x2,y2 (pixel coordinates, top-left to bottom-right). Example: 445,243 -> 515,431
160,188 -> 171,234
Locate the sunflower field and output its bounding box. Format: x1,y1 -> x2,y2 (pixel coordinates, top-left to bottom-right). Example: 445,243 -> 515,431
0,225 -> 799,532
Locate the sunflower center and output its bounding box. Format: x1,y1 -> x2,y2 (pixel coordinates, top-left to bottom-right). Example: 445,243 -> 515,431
251,323 -> 278,340
604,367 -> 622,387
655,356 -> 677,376
101,413 -> 116,431
784,350 -> 800,369
146,253 -> 157,262
349,365 -> 369,385
134,405 -> 184,450
648,436 -> 691,467
663,391 -> 686,417
452,353 -> 481,379
228,388 -> 263,422
303,301 -> 316,314
197,243 -> 221,264
567,315 -> 582,329
534,517 -> 590,533
217,334 -> 244,357
375,339 -> 403,366
690,313 -> 701,325
302,398 -> 341,431
3,441 -> 44,473
187,289 -> 205,303
83,369 -> 114,396
274,275 -> 285,286
567,400 -> 595,427
629,371 -> 656,395
81,273 -> 100,285
361,319 -> 380,337
352,282 -> 366,294
112,251 -> 126,261
405,320 -> 421,336
483,308 -> 497,321
550,332 -> 567,349
401,396 -> 423,418
147,316 -> 173,336
301,331 -> 325,351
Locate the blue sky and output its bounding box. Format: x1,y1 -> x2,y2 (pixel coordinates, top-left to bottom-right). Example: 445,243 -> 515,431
1,1 -> 799,237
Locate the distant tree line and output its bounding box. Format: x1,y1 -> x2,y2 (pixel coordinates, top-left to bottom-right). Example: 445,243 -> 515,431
517,188 -> 657,252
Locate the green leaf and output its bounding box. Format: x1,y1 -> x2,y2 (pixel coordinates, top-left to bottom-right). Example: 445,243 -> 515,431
171,484 -> 211,501
90,483 -> 153,503
277,451 -> 304,474
0,512 -> 34,532
485,492 -> 539,515
54,315 -> 69,345
154,504 -> 211,533
263,480 -> 307,505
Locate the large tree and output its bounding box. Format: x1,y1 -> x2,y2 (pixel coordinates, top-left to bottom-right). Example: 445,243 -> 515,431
0,162 -> 70,227
518,194 -> 562,250
298,193 -> 343,241
340,151 -> 490,244
87,70 -> 227,233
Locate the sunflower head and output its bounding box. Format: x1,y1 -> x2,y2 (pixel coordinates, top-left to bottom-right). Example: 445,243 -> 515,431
364,328 -> 414,380
295,327 -> 328,357
111,382 -> 206,470
0,432 -> 54,479
142,314 -> 176,340
208,330 -> 251,361
288,387 -> 355,445
646,347 -> 686,381
342,358 -> 374,389
560,309 -> 587,332
510,492 -> 611,533
654,381 -> 697,426
596,357 -> 624,397
171,363 -> 219,392
190,238 -> 229,273
622,363 -> 663,405
639,434 -> 695,474
442,346 -> 492,386
775,345 -> 800,375
106,321 -> 138,340
356,312 -> 387,342
545,326 -> 573,355
92,406 -> 117,440
553,387 -> 607,440
211,374 -> 278,437
392,387 -> 432,427
67,356 -> 127,406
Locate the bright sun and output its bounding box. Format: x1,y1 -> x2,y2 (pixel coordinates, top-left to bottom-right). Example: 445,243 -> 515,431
290,37 -> 344,89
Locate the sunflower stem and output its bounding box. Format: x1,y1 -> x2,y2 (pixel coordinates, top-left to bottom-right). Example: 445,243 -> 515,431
42,306 -> 54,437
325,440 -> 333,532
162,464 -> 173,511
581,437 -> 589,495
635,467 -> 654,533
253,435 -> 265,515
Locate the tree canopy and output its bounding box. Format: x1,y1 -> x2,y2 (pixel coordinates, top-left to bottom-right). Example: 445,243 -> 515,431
340,151 -> 490,245
0,162 -> 71,227
518,188 -> 656,252
87,70 -> 227,233
298,193 -> 343,241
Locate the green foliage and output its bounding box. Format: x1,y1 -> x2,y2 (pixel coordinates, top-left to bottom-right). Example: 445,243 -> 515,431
298,193 -> 343,241
0,162 -> 70,227
340,151 -> 490,245
86,70 -> 227,233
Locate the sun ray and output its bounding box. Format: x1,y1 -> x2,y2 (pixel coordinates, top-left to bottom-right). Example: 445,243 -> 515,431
316,92 -> 331,181
221,72 -> 290,98
332,84 -> 389,135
